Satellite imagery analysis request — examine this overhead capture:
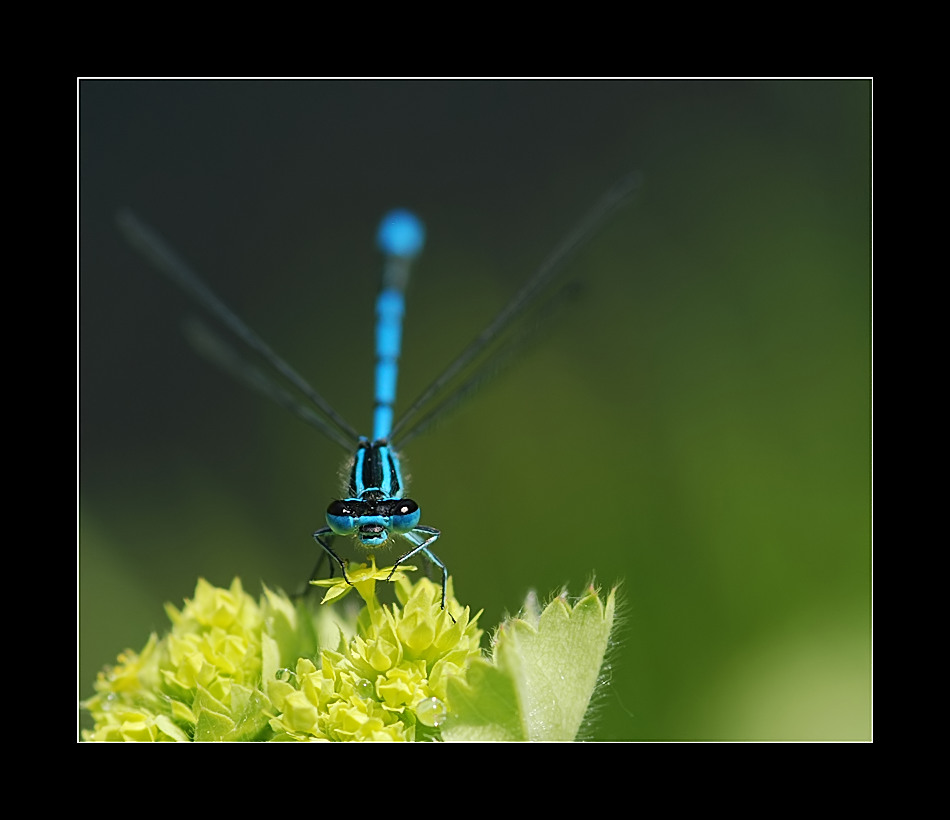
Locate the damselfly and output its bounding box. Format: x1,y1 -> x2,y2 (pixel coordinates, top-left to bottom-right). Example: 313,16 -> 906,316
116,174 -> 639,614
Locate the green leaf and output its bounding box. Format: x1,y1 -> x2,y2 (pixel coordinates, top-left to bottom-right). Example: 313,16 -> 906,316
444,657 -> 524,741
443,585 -> 618,742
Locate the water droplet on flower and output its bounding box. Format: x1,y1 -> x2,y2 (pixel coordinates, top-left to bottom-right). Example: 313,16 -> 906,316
416,696 -> 447,728
355,678 -> 375,698
275,668 -> 296,682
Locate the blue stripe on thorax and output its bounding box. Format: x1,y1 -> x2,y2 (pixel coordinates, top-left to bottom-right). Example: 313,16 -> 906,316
348,440 -> 403,500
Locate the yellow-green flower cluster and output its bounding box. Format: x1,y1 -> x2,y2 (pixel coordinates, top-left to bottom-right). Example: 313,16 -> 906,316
82,567 -> 482,742
82,577 -> 268,741
269,564 -> 482,741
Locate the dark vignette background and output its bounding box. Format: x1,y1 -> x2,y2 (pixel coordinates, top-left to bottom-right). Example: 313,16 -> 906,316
80,79 -> 871,741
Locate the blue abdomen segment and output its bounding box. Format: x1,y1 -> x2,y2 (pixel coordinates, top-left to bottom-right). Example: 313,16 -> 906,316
374,289 -> 404,441
377,209 -> 426,259
373,210 -> 425,442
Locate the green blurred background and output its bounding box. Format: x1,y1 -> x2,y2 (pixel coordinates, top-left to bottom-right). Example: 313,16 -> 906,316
80,79 -> 871,741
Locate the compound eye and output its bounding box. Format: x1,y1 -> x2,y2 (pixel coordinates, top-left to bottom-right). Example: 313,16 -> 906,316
327,500 -> 367,517
326,499 -> 367,536
386,498 -> 421,533
381,499 -> 417,516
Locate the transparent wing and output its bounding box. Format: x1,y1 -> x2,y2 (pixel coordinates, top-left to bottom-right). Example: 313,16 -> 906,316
116,209 -> 360,451
390,172 -> 641,444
